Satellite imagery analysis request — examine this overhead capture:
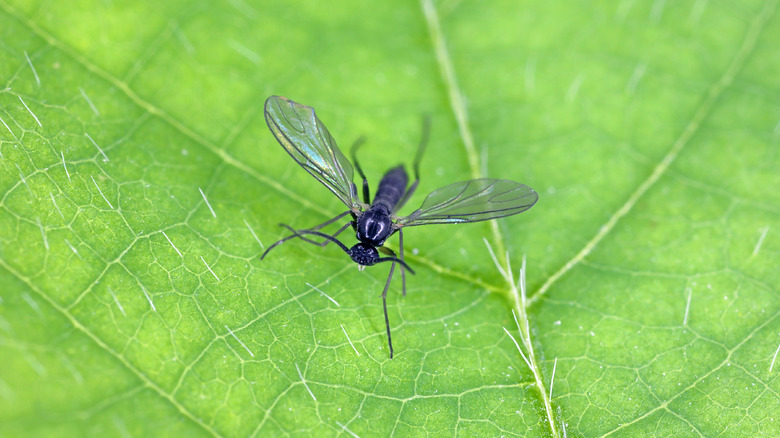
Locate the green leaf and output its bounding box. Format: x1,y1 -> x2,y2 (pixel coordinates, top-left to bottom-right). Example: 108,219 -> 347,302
1,0 -> 778,437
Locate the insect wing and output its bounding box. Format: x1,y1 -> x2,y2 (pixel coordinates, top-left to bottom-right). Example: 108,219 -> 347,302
264,96 -> 361,210
398,179 -> 538,226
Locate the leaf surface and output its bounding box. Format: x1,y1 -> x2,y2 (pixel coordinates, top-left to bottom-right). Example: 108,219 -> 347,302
1,0 -> 779,437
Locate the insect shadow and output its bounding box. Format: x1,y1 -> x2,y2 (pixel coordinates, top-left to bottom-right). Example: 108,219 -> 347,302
261,96 -> 538,358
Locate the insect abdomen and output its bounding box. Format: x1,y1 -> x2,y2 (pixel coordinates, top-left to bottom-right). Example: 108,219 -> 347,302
372,165 -> 408,212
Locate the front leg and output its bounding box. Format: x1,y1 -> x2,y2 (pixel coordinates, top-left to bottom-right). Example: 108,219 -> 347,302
305,221 -> 353,247
262,211 -> 352,259
277,222 -> 353,248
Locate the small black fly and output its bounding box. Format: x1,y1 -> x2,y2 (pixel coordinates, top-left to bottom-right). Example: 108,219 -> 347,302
262,96 -> 538,358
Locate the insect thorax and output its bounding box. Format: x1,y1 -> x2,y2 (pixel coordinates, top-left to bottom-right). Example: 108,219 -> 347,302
355,207 -> 393,246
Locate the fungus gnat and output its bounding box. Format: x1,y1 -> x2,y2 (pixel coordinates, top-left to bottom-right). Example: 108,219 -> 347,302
262,96 -> 538,358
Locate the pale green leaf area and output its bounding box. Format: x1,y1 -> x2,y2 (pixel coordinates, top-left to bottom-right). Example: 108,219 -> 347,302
0,0 -> 778,436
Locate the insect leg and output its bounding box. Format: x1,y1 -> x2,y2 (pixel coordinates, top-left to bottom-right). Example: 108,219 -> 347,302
396,115 -> 430,210
350,136 -> 370,204
261,210 -> 351,259
285,228 -> 354,256
399,228 -> 406,297
381,260 -> 397,359
277,224 -> 329,246
277,223 -> 358,250
307,221 -> 353,247
377,240 -> 407,297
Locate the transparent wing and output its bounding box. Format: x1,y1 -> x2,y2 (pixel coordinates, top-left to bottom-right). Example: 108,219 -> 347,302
397,179 -> 538,226
264,95 -> 361,210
